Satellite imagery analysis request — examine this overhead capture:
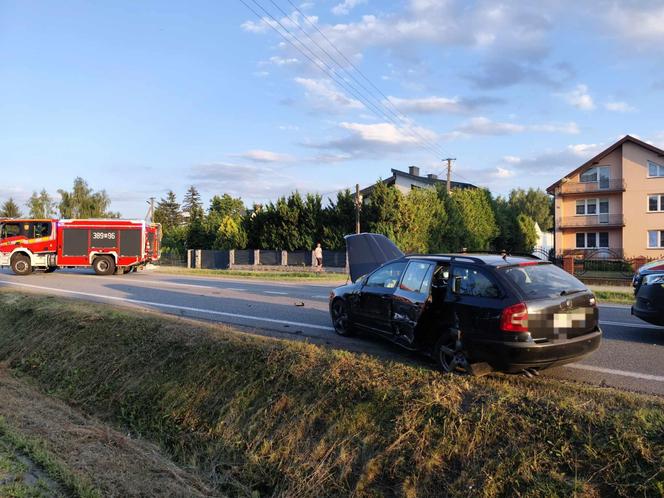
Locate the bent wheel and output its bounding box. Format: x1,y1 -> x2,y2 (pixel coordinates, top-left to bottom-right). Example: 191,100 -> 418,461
434,328 -> 469,374
331,299 -> 354,337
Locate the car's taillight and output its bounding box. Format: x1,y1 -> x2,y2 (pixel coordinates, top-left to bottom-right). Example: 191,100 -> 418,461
501,302 -> 529,332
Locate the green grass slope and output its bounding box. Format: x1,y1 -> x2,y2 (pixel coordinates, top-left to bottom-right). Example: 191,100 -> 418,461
0,292 -> 661,497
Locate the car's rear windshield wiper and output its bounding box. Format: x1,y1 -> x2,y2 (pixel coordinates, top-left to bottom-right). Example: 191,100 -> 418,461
560,289 -> 584,296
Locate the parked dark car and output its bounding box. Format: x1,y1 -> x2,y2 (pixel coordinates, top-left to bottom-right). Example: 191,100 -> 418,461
330,233 -> 602,374
632,260 -> 664,326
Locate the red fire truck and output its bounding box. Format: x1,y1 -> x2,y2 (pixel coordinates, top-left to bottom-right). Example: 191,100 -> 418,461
0,218 -> 161,276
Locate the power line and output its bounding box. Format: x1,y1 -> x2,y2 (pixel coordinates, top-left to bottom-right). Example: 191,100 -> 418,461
238,0 -> 446,160
283,0 -> 449,159
270,0 -> 448,159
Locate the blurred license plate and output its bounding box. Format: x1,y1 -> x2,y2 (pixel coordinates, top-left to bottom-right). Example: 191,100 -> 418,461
553,310 -> 588,329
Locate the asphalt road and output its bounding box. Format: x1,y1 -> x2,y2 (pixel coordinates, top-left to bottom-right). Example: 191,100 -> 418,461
1,268 -> 663,396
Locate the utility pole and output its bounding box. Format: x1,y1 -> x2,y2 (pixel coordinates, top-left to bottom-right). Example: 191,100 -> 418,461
146,197 -> 155,223
355,184 -> 361,234
444,158 -> 456,193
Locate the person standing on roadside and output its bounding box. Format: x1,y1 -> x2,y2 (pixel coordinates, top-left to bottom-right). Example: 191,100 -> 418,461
314,243 -> 323,272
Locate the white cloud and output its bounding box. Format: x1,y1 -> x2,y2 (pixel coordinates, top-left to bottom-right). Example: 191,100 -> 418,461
386,95 -> 501,114
502,155 -> 522,165
559,84 -> 595,110
455,117 -> 524,135
303,120 -> 440,158
604,101 -> 635,112
494,167 -> 515,178
332,0 -> 366,16
567,143 -> 601,157
451,117 -> 580,137
339,121 -> 437,145
603,3 -> 664,46
264,56 -> 300,66
294,77 -> 364,110
236,150 -> 294,163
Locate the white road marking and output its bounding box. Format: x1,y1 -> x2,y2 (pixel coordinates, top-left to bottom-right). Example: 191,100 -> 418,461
0,280 -> 334,332
600,320 -> 664,329
226,288 -> 246,292
599,304 -> 631,309
565,363 -> 664,383
313,295 -> 329,299
264,291 -> 289,295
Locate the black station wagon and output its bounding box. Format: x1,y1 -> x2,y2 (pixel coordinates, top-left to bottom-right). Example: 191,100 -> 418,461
329,233 -> 602,374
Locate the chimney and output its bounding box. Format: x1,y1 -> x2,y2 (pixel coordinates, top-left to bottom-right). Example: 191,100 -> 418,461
408,165 -> 420,177
427,173 -> 438,180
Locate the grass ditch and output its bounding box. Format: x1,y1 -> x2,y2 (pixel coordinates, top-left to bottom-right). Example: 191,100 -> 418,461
0,416 -> 98,498
0,291 -> 662,497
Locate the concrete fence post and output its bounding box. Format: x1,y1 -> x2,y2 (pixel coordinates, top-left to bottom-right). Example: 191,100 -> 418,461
311,250 -> 316,269
563,255 -> 575,275
195,250 -> 202,269
229,249 -> 235,269
187,249 -> 193,269
254,249 -> 260,267
281,250 -> 288,266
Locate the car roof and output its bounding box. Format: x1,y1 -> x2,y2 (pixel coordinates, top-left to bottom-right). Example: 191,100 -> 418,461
404,253 -> 545,267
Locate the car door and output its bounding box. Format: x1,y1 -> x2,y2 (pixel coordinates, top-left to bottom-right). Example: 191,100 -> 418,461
446,264 -> 504,344
355,260 -> 407,334
391,261 -> 435,345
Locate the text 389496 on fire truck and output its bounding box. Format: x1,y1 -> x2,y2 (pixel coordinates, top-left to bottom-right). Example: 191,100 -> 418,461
0,218 -> 161,276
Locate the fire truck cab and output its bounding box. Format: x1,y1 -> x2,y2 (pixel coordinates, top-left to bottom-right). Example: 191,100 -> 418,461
0,218 -> 161,276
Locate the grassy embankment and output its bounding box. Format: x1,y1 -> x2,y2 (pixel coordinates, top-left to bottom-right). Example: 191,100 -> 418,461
0,291 -> 661,497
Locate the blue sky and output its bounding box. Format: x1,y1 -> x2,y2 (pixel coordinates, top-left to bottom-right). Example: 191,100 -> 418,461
1,0 -> 664,217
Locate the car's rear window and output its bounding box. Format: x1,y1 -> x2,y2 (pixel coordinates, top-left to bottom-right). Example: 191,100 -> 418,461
500,263 -> 586,299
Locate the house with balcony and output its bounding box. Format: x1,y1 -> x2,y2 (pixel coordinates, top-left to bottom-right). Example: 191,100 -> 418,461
547,135 -> 664,258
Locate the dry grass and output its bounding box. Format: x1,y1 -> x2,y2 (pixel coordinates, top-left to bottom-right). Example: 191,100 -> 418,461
0,290 -> 662,497
0,366 -> 215,497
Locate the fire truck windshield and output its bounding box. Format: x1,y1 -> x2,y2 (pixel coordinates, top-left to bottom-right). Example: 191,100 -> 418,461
0,221 -> 52,241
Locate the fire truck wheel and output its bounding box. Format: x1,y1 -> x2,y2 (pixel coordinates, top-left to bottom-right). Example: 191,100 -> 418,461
11,254 -> 33,276
122,267 -> 132,274
93,256 -> 116,276
43,266 -> 57,273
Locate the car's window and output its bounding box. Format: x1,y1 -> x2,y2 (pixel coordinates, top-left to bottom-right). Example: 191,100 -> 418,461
400,262 -> 434,294
451,266 -> 501,298
0,223 -> 21,240
30,222 -> 51,238
366,261 -> 407,289
501,263 -> 585,299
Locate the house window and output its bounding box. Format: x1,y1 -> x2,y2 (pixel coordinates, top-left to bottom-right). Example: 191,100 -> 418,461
576,232 -> 610,249
580,167 -> 598,183
648,161 -> 664,178
648,194 -> 664,212
648,230 -> 664,249
575,198 -> 602,215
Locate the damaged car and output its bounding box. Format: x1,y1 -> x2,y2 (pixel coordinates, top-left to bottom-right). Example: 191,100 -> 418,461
632,260 -> 664,326
330,233 -> 602,374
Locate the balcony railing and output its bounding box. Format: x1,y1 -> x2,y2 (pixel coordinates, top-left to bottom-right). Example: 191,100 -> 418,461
559,179 -> 626,194
558,214 -> 625,228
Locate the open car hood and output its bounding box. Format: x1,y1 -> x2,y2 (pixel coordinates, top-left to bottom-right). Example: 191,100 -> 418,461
345,233 -> 404,283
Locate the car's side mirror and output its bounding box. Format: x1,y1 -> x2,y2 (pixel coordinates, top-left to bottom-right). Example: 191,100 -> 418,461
451,276 -> 463,295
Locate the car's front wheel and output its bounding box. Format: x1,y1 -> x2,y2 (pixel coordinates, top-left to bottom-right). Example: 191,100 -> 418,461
331,299 -> 354,336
